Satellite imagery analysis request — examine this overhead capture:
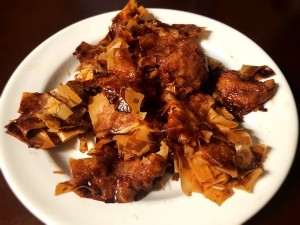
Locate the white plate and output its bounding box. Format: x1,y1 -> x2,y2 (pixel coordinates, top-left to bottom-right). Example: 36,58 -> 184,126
0,9 -> 298,225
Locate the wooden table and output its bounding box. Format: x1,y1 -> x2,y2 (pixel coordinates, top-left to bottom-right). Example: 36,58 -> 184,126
1,0 -> 299,224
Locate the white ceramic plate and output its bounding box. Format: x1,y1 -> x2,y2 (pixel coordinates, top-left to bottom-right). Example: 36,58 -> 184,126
0,9 -> 298,225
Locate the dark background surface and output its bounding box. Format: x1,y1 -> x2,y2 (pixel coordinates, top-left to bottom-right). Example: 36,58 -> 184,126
0,0 -> 299,224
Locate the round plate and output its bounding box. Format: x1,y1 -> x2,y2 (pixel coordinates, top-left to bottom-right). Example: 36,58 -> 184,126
0,9 -> 298,225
